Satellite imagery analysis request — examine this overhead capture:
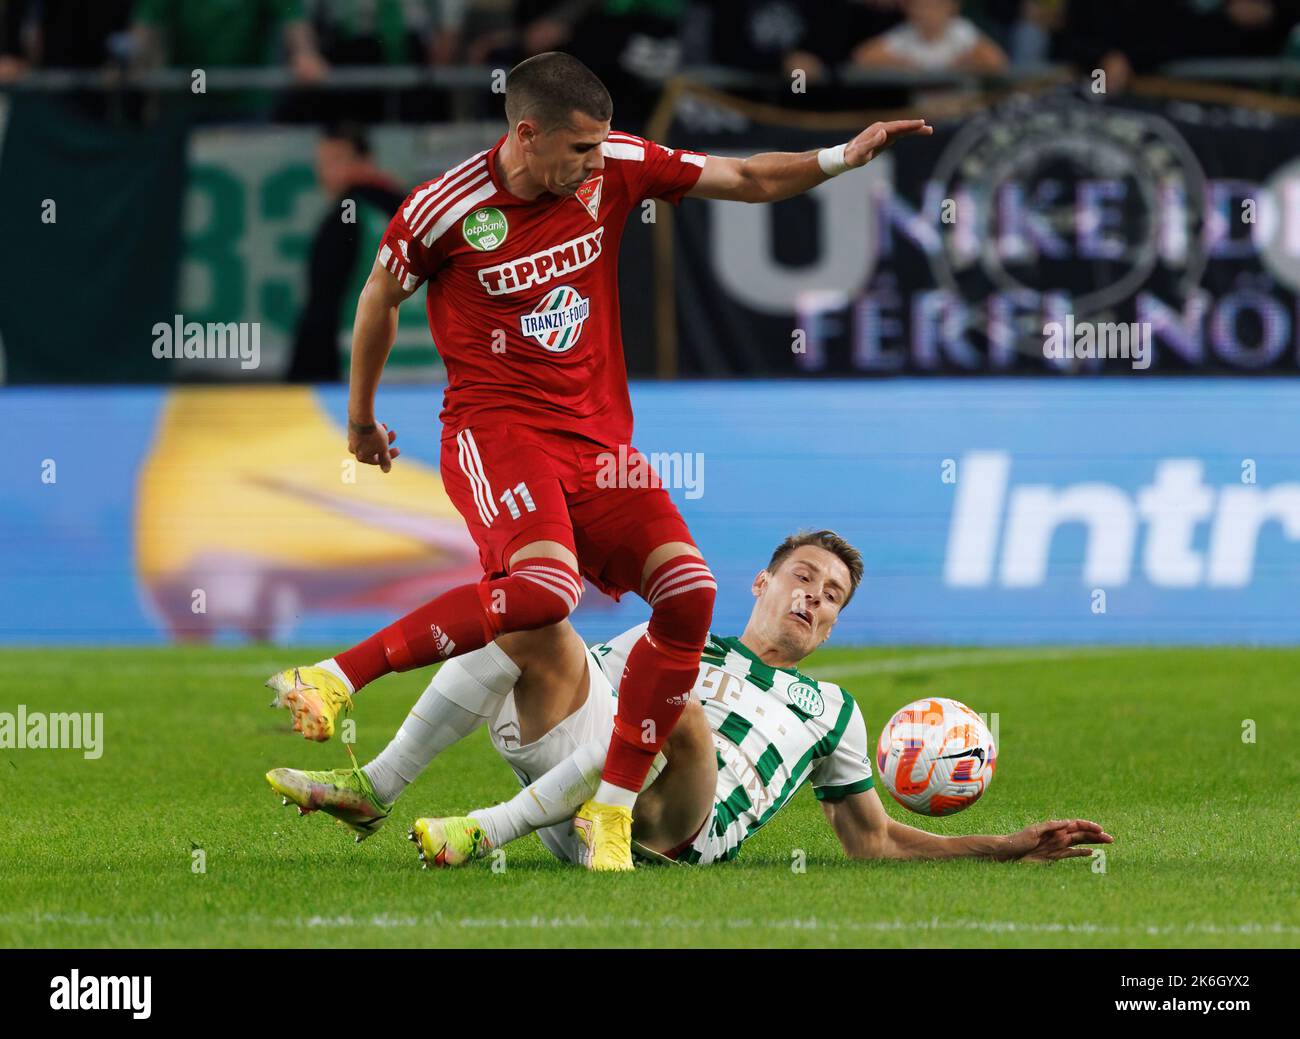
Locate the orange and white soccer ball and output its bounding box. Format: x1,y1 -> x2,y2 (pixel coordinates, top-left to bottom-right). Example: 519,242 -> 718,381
875,697 -> 996,816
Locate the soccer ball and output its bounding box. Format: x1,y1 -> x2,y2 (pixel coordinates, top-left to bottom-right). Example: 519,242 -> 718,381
875,697 -> 996,816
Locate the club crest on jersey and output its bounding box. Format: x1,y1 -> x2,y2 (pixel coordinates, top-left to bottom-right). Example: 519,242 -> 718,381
574,175 -> 602,221
786,682 -> 824,718
519,285 -> 589,353
462,206 -> 508,251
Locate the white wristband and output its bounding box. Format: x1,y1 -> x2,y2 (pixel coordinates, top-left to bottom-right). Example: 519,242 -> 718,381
817,143 -> 850,177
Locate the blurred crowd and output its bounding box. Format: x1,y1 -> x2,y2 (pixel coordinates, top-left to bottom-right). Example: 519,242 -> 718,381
0,0 -> 1297,96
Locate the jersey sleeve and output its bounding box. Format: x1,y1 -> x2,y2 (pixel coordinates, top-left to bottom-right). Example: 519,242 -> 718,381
810,693 -> 875,801
375,181 -> 446,292
606,132 -> 706,207
589,622 -> 649,692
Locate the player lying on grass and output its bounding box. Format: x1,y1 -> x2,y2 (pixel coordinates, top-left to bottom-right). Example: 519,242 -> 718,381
267,530 -> 1112,866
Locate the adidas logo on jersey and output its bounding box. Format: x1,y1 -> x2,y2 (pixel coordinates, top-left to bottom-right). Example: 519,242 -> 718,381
477,228 -> 604,296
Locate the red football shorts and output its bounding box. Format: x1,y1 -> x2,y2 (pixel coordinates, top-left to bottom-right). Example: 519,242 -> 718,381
439,423 -> 696,600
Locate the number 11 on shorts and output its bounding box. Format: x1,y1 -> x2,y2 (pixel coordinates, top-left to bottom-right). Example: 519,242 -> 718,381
499,482 -> 537,520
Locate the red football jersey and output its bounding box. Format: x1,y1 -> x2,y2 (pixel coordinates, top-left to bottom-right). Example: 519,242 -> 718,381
377,131 -> 705,447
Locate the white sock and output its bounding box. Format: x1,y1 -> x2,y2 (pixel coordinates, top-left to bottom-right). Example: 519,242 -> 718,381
362,641 -> 520,804
316,657 -> 355,695
471,742 -> 666,848
472,739 -> 605,848
593,780 -> 639,809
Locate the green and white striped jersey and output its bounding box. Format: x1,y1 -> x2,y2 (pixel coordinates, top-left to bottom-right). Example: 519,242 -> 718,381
592,624 -> 874,864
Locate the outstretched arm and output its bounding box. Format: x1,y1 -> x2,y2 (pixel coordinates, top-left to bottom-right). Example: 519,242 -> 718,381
685,119 -> 933,204
821,785 -> 1112,863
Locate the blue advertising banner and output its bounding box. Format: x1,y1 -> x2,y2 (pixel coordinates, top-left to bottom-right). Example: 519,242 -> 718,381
0,380 -> 1296,645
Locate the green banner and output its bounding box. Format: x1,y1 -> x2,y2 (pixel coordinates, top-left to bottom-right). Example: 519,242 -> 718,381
0,95 -> 188,383
0,113 -> 503,383
177,124 -> 503,381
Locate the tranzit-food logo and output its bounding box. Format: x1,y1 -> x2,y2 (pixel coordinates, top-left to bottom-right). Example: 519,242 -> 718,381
519,285 -> 590,353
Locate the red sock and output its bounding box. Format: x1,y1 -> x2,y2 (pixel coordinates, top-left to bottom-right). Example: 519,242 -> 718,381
602,555 -> 716,792
335,557 -> 582,691
603,634 -> 698,789
335,582 -> 492,690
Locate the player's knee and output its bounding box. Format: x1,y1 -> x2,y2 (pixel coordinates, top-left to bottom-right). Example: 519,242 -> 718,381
529,584 -> 580,628
644,555 -> 717,659
495,557 -> 583,631
664,701 -> 710,759
495,620 -> 575,672
506,539 -> 579,572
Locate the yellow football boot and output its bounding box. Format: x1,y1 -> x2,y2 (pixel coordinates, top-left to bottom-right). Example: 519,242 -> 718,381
266,765 -> 390,841
266,665 -> 353,742
573,800 -> 635,872
408,817 -> 492,869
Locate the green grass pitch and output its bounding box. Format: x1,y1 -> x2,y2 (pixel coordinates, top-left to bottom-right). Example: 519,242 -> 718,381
1,644 -> 1296,949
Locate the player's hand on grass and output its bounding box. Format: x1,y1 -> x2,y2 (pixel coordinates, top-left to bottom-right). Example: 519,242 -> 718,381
348,420 -> 400,473
844,119 -> 933,169
1000,819 -> 1113,863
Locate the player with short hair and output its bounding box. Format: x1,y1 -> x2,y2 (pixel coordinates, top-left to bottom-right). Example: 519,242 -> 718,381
268,530 -> 1111,867
265,50 -> 934,869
